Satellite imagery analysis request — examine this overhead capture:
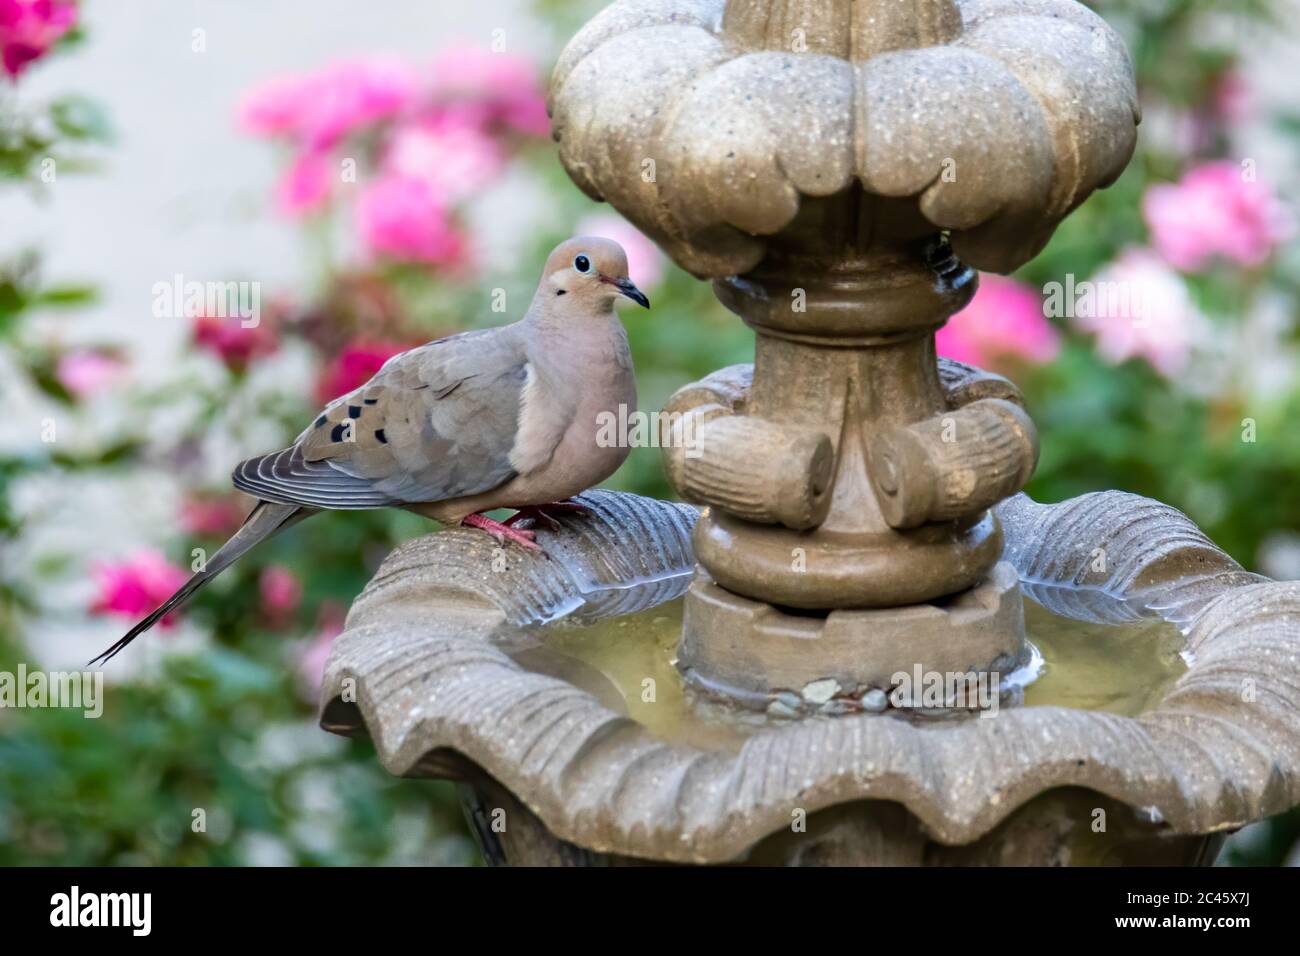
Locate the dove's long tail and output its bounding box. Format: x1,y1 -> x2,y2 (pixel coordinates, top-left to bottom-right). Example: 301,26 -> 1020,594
89,501 -> 312,666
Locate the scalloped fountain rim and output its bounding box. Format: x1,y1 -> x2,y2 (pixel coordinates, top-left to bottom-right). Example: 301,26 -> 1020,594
319,488 -> 1300,864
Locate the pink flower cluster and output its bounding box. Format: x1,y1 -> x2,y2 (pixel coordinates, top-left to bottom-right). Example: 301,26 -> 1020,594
180,493 -> 248,538
354,173 -> 466,266
315,339 -> 409,404
428,47 -> 550,138
192,314 -> 278,372
295,602 -> 347,700
91,550 -> 188,627
1143,161 -> 1294,273
90,553 -> 303,633
0,0 -> 75,79
258,565 -> 302,627
239,47 -> 549,266
239,58 -> 415,151
54,349 -> 124,398
936,275 -> 1059,372
944,161 -> 1293,381
1064,161 -> 1292,379
1071,248 -> 1201,379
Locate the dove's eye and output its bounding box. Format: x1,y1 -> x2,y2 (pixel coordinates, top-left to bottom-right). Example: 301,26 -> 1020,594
573,254 -> 591,273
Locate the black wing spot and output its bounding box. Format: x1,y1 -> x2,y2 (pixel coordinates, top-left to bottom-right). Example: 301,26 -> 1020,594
330,423 -> 349,442
314,415 -> 327,428
363,398 -> 378,405
556,289 -> 567,296
347,405 -> 362,419
374,428 -> 388,444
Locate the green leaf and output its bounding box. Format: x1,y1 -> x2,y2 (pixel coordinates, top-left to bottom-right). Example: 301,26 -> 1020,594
34,284 -> 97,308
48,95 -> 113,143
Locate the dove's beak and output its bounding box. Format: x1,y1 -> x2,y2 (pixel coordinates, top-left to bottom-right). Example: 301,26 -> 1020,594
601,274 -> 650,309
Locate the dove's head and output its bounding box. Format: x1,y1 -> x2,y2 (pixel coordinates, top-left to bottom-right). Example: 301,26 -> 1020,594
541,236 -> 650,312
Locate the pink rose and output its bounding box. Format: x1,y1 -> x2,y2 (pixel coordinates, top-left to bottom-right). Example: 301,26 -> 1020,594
275,149 -> 335,217
55,349 -> 125,398
192,314 -> 278,372
0,0 -> 76,79
296,603 -> 346,700
315,340 -> 410,405
355,173 -> 467,266
259,565 -> 302,620
180,493 -> 249,537
1071,248 -> 1202,379
1143,161 -> 1295,272
238,73 -> 307,137
91,550 -> 188,626
239,58 -> 418,150
936,274 -> 1060,372
575,213 -> 667,291
1212,71 -> 1253,128
429,46 -> 550,137
382,111 -> 504,204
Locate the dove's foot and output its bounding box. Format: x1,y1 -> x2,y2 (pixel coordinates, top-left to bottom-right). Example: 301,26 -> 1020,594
504,500 -> 590,532
461,513 -> 540,550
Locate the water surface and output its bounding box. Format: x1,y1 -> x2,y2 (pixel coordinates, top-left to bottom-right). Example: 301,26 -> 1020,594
501,593 -> 1187,752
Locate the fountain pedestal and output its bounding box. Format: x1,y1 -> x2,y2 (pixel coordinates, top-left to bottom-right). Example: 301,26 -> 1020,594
668,340 -> 1035,702
548,0 -> 1139,701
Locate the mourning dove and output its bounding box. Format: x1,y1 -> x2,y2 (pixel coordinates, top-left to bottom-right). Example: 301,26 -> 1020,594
92,236 -> 649,664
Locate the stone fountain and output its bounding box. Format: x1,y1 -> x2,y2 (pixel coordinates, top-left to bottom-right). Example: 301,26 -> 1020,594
319,0 -> 1300,865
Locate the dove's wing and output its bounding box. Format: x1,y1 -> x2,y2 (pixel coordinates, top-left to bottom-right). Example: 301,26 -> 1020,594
232,327 -> 529,509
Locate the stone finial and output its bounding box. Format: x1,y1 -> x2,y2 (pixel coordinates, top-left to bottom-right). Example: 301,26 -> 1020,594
551,0 -> 1139,276
721,0 -> 963,59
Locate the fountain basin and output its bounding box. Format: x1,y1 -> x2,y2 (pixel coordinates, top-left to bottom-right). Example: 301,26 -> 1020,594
319,488 -> 1300,865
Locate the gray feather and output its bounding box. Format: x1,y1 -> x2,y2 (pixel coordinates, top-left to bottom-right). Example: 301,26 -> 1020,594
234,326 -> 528,511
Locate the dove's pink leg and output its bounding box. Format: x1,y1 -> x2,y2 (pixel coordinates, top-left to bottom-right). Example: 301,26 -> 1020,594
461,513 -> 540,550
504,500 -> 591,531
